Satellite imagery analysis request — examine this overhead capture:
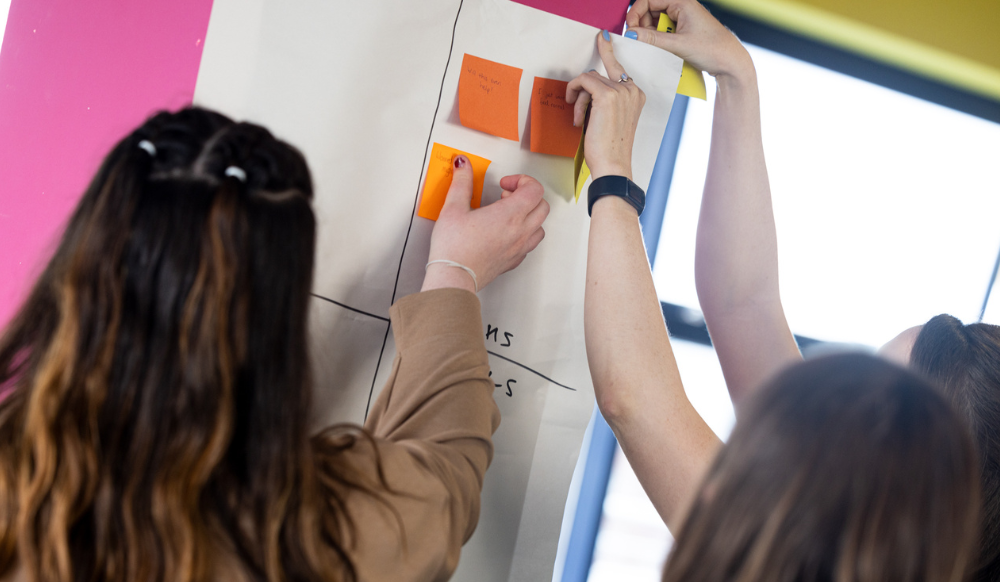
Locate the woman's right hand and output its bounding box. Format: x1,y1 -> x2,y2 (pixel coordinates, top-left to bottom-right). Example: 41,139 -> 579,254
566,31 -> 646,182
422,156 -> 549,293
625,0 -> 754,84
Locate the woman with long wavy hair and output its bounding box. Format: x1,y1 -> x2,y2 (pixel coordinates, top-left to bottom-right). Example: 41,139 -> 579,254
0,106 -> 549,581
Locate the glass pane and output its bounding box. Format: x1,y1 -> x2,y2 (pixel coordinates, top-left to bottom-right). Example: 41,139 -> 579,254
981,278 -> 1000,325
652,43 -> 1000,347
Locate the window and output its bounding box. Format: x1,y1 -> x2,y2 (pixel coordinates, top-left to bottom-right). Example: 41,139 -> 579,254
653,43 -> 1000,347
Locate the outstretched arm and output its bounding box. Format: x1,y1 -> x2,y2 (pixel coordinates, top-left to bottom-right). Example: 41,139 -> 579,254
568,33 -> 720,531
627,0 -> 801,410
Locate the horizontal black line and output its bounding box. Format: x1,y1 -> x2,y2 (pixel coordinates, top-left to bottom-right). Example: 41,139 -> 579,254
310,293 -> 390,323
487,350 -> 577,392
308,293 -> 577,391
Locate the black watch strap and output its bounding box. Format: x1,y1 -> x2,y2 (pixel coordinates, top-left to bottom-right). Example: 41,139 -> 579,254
588,175 -> 646,217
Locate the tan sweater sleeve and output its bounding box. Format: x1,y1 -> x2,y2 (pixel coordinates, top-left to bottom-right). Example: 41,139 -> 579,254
339,288 -> 500,582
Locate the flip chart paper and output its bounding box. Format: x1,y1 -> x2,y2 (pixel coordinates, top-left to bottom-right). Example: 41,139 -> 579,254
193,1 -> 680,580
529,77 -> 581,158
512,0 -> 630,33
418,143 -> 492,221
658,13 -> 708,100
459,54 -> 522,141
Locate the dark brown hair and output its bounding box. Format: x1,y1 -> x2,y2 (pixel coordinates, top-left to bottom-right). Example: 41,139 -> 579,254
663,353 -> 980,582
911,314 -> 1000,582
0,107 -> 383,582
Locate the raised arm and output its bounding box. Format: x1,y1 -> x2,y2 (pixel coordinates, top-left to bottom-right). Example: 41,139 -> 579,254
627,0 -> 801,409
568,33 -> 719,531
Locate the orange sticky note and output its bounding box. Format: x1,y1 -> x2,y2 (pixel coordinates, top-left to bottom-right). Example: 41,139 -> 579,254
417,143 -> 492,221
458,54 -> 522,141
530,77 -> 581,157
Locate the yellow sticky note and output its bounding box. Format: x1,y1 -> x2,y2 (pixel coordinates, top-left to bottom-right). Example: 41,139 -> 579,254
418,143 -> 492,221
658,14 -> 707,100
573,106 -> 591,203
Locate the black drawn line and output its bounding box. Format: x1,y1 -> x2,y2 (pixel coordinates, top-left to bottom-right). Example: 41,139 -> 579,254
487,350 -> 577,392
365,0 -> 466,422
310,293 -> 390,323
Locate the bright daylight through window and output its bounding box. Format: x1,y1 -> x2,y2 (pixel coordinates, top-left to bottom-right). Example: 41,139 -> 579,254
654,43 -> 1000,348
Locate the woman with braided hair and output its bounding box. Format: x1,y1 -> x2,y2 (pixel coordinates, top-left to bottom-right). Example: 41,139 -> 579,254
0,106 -> 549,582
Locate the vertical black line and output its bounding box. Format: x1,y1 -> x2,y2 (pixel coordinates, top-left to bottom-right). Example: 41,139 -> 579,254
979,244 -> 1000,322
364,0 -> 465,422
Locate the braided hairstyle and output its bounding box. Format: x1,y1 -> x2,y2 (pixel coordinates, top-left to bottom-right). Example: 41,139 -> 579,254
0,107 -> 381,582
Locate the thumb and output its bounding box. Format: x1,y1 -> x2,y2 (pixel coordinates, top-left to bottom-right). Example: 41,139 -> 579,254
442,155 -> 474,211
632,27 -> 684,55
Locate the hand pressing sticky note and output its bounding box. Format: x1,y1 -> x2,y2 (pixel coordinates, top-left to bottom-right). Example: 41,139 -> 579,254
530,77 -> 582,158
418,143 -> 492,221
458,54 -> 522,141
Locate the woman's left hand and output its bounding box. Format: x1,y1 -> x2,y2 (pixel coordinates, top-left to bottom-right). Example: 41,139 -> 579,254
566,31 -> 646,181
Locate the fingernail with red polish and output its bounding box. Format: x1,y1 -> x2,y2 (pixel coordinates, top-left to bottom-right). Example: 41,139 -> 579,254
454,155 -> 468,168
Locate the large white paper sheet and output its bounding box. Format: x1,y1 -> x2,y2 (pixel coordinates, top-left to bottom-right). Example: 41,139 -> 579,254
194,1 -> 680,579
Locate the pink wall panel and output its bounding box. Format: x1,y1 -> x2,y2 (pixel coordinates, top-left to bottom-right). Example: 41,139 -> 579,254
513,0 -> 629,33
0,0 -> 214,327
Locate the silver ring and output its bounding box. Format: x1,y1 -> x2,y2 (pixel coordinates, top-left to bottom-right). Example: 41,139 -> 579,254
619,73 -> 633,83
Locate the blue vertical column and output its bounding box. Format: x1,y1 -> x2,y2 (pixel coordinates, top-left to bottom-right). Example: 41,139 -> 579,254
559,95 -> 689,582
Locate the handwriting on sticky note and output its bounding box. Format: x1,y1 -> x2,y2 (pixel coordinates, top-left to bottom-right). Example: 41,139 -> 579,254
458,54 -> 522,141
530,77 -> 581,158
418,143 -> 492,221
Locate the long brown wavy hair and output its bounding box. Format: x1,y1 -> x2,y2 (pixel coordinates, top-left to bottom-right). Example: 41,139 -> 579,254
0,107 -> 384,582
663,353 -> 980,582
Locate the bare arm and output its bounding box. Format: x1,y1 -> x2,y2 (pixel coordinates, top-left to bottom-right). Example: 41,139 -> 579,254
695,70 -> 801,408
569,33 -> 720,531
628,0 -> 801,410
587,197 -> 720,530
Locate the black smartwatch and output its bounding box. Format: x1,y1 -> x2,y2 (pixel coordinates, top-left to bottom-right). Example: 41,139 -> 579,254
588,175 -> 645,217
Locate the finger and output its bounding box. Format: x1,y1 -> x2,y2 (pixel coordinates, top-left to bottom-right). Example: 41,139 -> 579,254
625,0 -> 649,28
525,197 -> 550,231
567,71 -> 613,104
572,90 -> 591,127
639,11 -> 655,28
499,174 -> 525,192
441,155 -> 474,211
508,176 -> 545,212
524,227 -> 545,255
596,32 -> 627,82
631,26 -> 683,53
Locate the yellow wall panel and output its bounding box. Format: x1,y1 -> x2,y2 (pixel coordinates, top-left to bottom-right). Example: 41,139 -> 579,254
708,0 -> 1000,100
